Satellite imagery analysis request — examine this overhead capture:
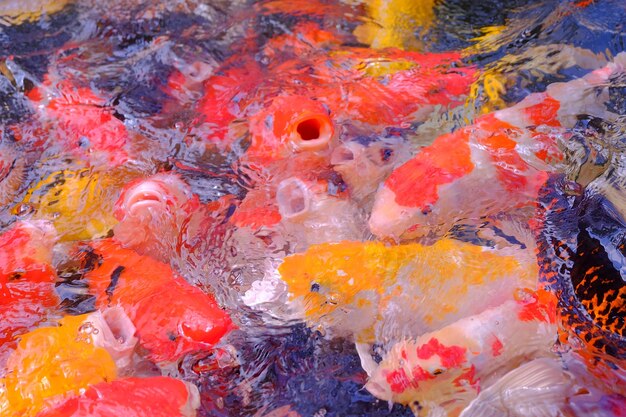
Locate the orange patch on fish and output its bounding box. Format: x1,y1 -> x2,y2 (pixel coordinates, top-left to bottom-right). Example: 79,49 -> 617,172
523,94 -> 561,127
476,114 -> 549,194
516,288 -> 558,323
385,129 -> 474,208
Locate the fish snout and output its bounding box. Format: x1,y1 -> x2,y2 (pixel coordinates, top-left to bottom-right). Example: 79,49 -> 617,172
276,177 -> 312,219
288,111 -> 334,152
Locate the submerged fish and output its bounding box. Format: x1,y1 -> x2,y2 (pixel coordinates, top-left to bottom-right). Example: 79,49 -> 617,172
34,376 -> 199,417
80,239 -> 234,364
18,168 -> 137,241
0,142 -> 26,209
278,239 -> 538,344
369,52 -> 626,240
24,77 -> 130,166
366,292 -> 558,416
0,221 -> 59,361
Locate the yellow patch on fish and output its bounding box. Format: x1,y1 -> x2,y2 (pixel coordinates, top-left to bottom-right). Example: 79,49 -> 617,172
468,67 -> 509,113
279,239 -> 537,341
18,168 -> 130,241
354,0 -> 436,50
0,314 -> 117,417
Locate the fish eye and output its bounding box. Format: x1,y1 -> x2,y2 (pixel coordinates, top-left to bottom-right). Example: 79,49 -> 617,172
311,282 -> 320,292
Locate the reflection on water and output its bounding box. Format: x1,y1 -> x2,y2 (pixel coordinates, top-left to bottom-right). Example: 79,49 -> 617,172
0,0 -> 625,416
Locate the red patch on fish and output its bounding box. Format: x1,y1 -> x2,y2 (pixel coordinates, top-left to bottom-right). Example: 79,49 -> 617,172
27,78 -> 129,165
517,289 -> 558,323
385,368 -> 413,394
385,130 -> 474,208
452,364 -> 479,390
491,336 -> 504,357
35,377 -> 192,417
416,338 -> 467,369
476,115 -> 548,195
411,365 -> 435,383
0,223 -> 58,358
523,95 -> 561,127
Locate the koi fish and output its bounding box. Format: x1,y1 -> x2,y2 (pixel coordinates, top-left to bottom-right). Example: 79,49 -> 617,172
0,313 -> 122,416
34,376 -> 199,417
369,52 -> 626,240
353,0 -> 436,50
0,220 -> 59,362
113,172 -> 235,265
25,76 -> 129,166
534,175 -> 626,390
174,23 -> 475,155
278,239 -> 538,344
81,239 -> 233,363
365,291 -> 557,416
18,168 -> 139,241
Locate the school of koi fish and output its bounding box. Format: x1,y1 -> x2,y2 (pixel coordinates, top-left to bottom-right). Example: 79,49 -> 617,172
0,0 -> 625,416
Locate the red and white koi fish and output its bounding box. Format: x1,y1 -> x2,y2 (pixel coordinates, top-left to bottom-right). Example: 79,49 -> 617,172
365,290 -> 558,416
369,52 -> 626,240
23,75 -> 130,166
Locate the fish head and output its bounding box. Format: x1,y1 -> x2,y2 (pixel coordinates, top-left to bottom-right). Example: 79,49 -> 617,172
331,130 -> 408,201
366,337 -> 479,414
278,241 -> 388,338
113,172 -> 199,258
246,95 -> 335,166
368,129 -> 475,240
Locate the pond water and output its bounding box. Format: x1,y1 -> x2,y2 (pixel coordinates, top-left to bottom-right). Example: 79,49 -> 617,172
0,0 -> 625,416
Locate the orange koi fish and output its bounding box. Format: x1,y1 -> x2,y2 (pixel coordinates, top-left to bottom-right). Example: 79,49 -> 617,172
369,52 -> 626,240
34,376 -> 199,417
172,23 -> 475,159
24,76 -> 129,166
81,239 -> 233,363
0,221 -> 59,361
278,239 -> 538,343
366,292 -> 557,416
0,313 -> 121,416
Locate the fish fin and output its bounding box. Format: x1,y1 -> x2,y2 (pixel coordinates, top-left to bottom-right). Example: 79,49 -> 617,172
355,342 -> 378,377
460,358 -> 572,417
